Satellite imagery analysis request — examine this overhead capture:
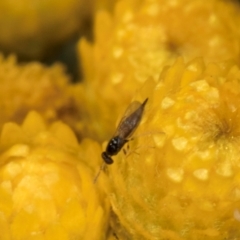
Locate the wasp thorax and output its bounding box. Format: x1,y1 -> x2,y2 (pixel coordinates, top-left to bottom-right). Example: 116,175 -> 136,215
106,136 -> 126,155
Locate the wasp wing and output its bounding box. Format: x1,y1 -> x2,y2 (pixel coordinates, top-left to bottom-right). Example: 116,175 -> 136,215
113,98 -> 148,139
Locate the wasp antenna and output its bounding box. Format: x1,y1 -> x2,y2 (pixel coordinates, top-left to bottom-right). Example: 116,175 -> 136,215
93,162 -> 106,184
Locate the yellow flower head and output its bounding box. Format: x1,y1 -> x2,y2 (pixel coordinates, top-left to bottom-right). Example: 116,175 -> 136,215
0,0 -> 90,59
0,55 -> 85,140
108,58 -> 240,239
0,111 -> 110,240
78,0 -> 240,141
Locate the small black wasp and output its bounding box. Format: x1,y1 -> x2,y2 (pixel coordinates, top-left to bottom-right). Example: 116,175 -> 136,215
101,98 -> 148,164
94,98 -> 148,183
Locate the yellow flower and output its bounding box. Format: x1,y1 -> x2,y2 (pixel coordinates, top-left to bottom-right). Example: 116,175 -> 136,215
0,55 -> 86,140
0,111 -> 110,240
0,0 -> 90,60
108,58 -> 240,239
77,0 -> 240,141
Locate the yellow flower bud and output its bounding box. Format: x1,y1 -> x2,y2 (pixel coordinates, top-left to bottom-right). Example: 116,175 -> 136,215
0,111 -> 110,240
108,58 -> 240,239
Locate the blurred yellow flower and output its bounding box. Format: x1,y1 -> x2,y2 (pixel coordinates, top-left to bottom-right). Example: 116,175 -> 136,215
0,0 -> 91,60
108,58 -> 240,239
0,55 -> 86,140
0,111 -> 110,240
77,0 -> 240,141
